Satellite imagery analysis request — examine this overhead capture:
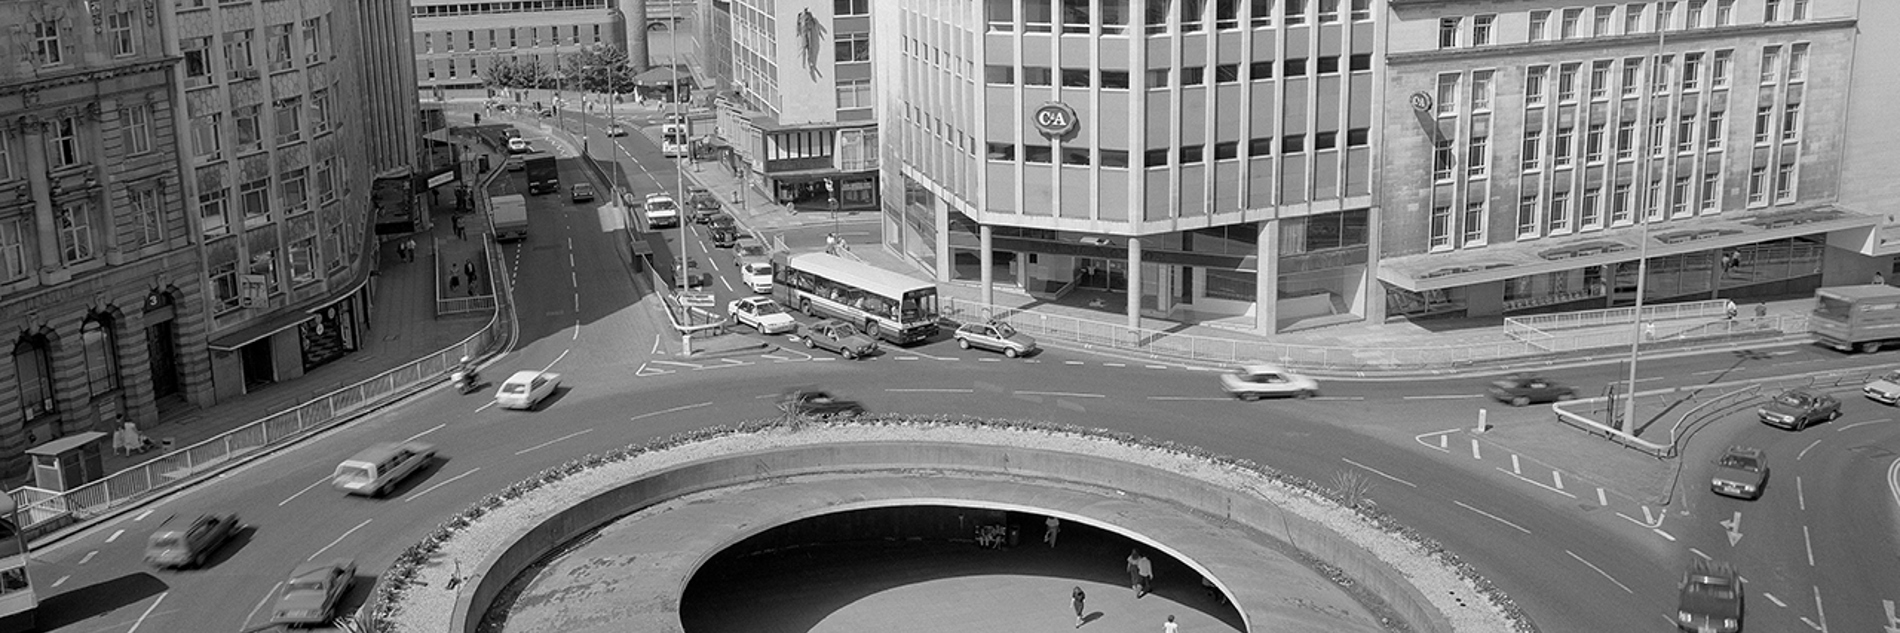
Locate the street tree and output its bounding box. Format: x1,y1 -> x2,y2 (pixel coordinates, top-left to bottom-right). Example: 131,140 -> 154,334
559,44 -> 637,94
483,55 -> 554,89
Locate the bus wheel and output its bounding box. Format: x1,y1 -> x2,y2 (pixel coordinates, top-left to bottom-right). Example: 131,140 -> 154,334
1861,341 -> 1882,354
800,298 -> 811,314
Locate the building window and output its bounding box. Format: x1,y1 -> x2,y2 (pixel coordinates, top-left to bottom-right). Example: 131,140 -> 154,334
1688,0 -> 1706,27
986,143 -> 1015,161
1612,183 -> 1633,225
1646,178 -> 1665,220
234,105 -> 261,153
81,317 -> 120,395
834,32 -> 870,63
1429,205 -> 1453,250
192,113 -> 222,161
288,216 -> 318,284
1651,55 -> 1673,94
836,0 -> 871,16
1712,50 -> 1732,88
1549,190 -> 1572,233
1025,66 -> 1053,86
1706,110 -> 1726,150
1179,145 -> 1205,164
985,65 -> 1014,84
1145,68 -> 1169,87
1676,114 -> 1696,154
1063,147 -> 1091,166
1311,133 -> 1335,151
241,177 -> 270,218
1281,134 -> 1305,153
1760,47 -> 1780,84
1100,70 -> 1131,89
1432,138 -> 1454,182
1585,123 -> 1606,163
1435,74 -> 1459,116
1775,162 -> 1796,201
1522,128 -> 1543,171
133,187 -> 163,245
1472,15 -> 1494,45
1558,63 -> 1579,102
275,98 -> 302,145
0,131 -> 11,182
1284,0 -> 1306,26
1526,66 -> 1548,106
1595,6 -> 1615,34
316,159 -> 335,203
47,115 -> 82,168
1025,0 -> 1053,32
1625,3 -> 1645,34
1553,126 -> 1574,167
224,29 -> 255,78
121,104 -> 153,156
1144,148 -> 1169,167
269,24 -> 294,70
1747,165 -> 1767,204
1101,149 -> 1130,168
1716,0 -> 1734,25
1682,53 -> 1702,90
1616,119 -> 1636,160
0,218 -> 27,282
1671,175 -> 1692,216
1350,0 -> 1370,21
1468,136 -> 1489,177
1025,145 -> 1053,163
1788,44 -> 1808,82
109,11 -> 137,57
1316,0 -> 1339,23
15,334 -> 56,421
836,79 -> 873,109
32,18 -> 61,66
1657,1 -> 1677,29
56,201 -> 94,264
1518,194 -> 1541,238
210,250 -> 239,312
1529,10 -> 1550,41
1621,58 -> 1641,97
1581,186 -> 1603,228
1781,102 -> 1801,141
1754,105 -> 1773,145
1063,68 -> 1093,87
1590,61 -> 1610,100
200,186 -> 228,235
1560,8 -> 1581,38
1699,171 -> 1720,211
1471,70 -> 1494,112
1792,0 -> 1807,20
311,90 -> 332,133
1463,202 -> 1487,244
1214,63 -> 1241,83
1438,17 -> 1461,49
1282,58 -> 1306,76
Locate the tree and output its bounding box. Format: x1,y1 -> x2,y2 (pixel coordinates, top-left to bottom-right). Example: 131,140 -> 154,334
482,55 -> 553,90
559,44 -> 637,94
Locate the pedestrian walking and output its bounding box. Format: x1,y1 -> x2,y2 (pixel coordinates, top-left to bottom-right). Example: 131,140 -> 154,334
404,238 -> 417,263
1135,553 -> 1154,597
1163,614 -> 1179,633
1043,516 -> 1061,548
464,259 -> 475,281
1126,549 -> 1142,594
1071,586 -> 1086,628
453,216 -> 466,240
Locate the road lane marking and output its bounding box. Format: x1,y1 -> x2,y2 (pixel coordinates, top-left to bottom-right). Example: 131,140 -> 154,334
1402,394 -> 1480,400
1064,361 -> 1085,365
516,429 -> 594,455
245,582 -> 283,626
651,360 -> 702,369
281,476 -> 331,506
1015,391 -> 1105,398
1596,488 -> 1608,507
1495,467 -> 1578,498
634,363 -> 675,376
1565,550 -> 1632,594
1145,365 -> 1170,369
476,400 -> 498,412
1797,438 -> 1823,460
1652,528 -> 1676,541
1452,500 -> 1530,534
1798,475 -> 1808,511
631,401 -> 713,421
888,388 -> 976,393
79,550 -> 96,565
405,468 -> 483,503
894,356 -> 919,360
652,334 -> 663,354
125,591 -> 166,633
309,518 -> 373,561
1802,525 -> 1815,566
542,348 -> 570,372
1341,458 -> 1418,487
1808,585 -> 1828,632
1412,429 -> 1456,453
106,529 -> 123,543
1551,470 -> 1564,490
1889,458 -> 1900,510
51,575 -> 67,588
134,509 -> 154,521
1311,396 -> 1365,401
1104,363 -> 1126,367
1834,418 -> 1888,433
406,423 -> 446,442
1147,396 -> 1233,401
1471,439 -> 1480,459
1764,592 -> 1788,608
1690,547 -> 1711,561
978,357 -> 1001,362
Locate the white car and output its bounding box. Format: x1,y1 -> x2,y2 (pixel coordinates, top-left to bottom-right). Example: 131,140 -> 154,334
740,261 -> 774,293
729,297 -> 795,334
506,137 -> 530,153
953,321 -> 1038,358
1219,364 -> 1319,400
1864,369 -> 1900,405
495,370 -> 561,410
643,193 -> 680,228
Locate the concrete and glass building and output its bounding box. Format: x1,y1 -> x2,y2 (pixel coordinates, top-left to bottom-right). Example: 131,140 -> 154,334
1376,0 -> 1892,321
412,0 -> 626,94
1,0 -> 209,478
878,0 -> 1379,334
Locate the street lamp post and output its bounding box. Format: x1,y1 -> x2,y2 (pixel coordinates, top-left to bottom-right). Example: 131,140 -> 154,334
671,28 -> 689,328
1620,25 -> 1670,433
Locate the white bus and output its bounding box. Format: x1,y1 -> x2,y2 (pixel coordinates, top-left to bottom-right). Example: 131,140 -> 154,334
773,252 -> 940,344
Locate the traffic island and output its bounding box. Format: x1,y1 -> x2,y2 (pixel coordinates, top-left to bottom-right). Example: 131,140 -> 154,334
362,417 -> 1531,633
1551,366 -> 1889,458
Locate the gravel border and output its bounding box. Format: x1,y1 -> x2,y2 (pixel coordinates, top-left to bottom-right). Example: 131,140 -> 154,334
365,415 -> 1535,633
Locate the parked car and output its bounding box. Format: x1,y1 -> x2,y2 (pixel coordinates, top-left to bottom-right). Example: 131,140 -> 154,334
605,123 -> 627,137
674,261 -> 713,288
569,182 -> 596,203
506,137 -> 530,154
1757,388 -> 1840,430
145,512 -> 241,569
1675,561 -> 1742,633
729,296 -> 796,334
504,155 -> 524,172
778,388 -> 866,417
708,213 -> 738,232
1487,374 -> 1577,406
689,187 -> 722,222
798,319 -> 878,359
496,370 -> 561,410
1709,446 -> 1767,500
710,225 -> 740,248
1863,369 -> 1900,404
1219,364 -> 1319,400
271,558 -> 357,626
732,244 -> 770,269
739,261 -> 774,293
954,321 -> 1038,358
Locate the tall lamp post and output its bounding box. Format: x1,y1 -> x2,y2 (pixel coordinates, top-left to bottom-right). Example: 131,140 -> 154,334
671,28 -> 690,327
1620,22 -> 1670,433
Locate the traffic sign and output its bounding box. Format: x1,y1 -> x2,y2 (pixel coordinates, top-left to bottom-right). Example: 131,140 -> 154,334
678,292 -> 715,308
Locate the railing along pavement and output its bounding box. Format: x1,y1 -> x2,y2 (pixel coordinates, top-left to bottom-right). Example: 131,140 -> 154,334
1551,365 -> 1885,458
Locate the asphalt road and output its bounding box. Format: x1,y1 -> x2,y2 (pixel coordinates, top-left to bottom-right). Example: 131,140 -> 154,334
22,113 -> 1900,633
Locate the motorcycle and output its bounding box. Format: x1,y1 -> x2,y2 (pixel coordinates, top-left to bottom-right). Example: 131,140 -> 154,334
451,369 -> 481,394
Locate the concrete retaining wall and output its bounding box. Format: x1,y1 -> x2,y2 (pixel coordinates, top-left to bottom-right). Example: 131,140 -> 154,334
451,440 -> 1463,633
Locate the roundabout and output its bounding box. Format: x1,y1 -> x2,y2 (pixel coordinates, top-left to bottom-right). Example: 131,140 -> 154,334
376,418 -> 1523,633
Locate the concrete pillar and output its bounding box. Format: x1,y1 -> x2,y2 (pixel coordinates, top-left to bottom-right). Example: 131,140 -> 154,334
934,196 -> 952,283
1255,220 -> 1279,334
979,224 -> 994,308
94,101 -> 125,266
23,121 -> 63,284
627,0 -> 650,72
1126,237 -> 1143,332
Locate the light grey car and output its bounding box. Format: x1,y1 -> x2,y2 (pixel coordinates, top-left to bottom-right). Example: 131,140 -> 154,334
954,321 -> 1038,358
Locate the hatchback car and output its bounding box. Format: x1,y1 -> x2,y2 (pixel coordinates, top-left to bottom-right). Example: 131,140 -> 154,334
731,244 -> 770,269
1675,561 -> 1742,633
271,558 -> 356,625
778,389 -> 867,417
1487,374 -> 1577,406
605,123 -> 627,137
1219,364 -> 1320,400
1757,388 -> 1840,430
496,370 -> 561,410
506,137 -> 530,153
145,512 -> 242,569
954,321 -> 1038,358
739,261 -> 775,293
569,182 -> 596,203
1863,369 -> 1900,404
729,296 -> 796,334
1710,446 -> 1767,500
799,319 -> 878,359
504,155 -> 524,172
710,225 -> 740,248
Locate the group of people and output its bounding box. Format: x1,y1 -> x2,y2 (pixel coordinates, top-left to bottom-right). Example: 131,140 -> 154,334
1042,516 -> 1192,631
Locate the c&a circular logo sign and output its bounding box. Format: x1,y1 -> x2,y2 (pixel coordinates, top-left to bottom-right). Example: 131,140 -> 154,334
1033,101 -> 1080,139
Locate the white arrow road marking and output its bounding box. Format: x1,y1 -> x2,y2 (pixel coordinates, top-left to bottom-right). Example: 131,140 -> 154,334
1720,511 -> 1743,546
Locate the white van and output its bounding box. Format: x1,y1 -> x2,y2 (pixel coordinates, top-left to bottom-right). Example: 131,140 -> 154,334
332,441 -> 436,497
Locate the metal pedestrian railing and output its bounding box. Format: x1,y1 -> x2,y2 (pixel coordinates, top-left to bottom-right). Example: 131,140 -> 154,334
1503,299 -> 1734,341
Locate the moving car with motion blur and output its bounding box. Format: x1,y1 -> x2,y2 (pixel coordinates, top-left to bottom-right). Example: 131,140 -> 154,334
729,296 -> 796,334
798,319 -> 878,360
1675,560 -> 1742,632
496,370 -> 561,410
144,512 -> 241,569
1709,445 -> 1767,500
1756,388 -> 1839,430
1486,374 -> 1577,406
1219,364 -> 1319,400
778,389 -> 866,417
953,321 -> 1038,358
271,558 -> 357,626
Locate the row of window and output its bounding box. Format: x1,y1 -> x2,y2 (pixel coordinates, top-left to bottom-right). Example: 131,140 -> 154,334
194,156 -> 337,239
982,129 -> 1371,167
1439,0 -> 1811,50
17,10 -> 144,68
409,0 -> 610,18
203,211 -> 338,313
984,0 -> 1374,35
0,186 -> 168,284
0,106 -> 156,179
1433,100 -> 1799,184
979,54 -> 1371,89
418,24 -> 604,53
186,92 -> 334,166
12,314 -> 124,425
1433,46 -> 1806,120
180,17 -> 331,86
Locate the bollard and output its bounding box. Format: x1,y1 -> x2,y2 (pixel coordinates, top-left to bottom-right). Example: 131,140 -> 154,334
1474,408 -> 1489,433
683,333 -> 694,356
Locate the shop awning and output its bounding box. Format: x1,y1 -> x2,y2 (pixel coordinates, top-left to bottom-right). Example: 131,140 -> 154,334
1378,205 -> 1881,292
206,309 -> 316,352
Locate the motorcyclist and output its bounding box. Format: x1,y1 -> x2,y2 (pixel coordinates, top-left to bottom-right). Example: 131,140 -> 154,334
453,355 -> 476,391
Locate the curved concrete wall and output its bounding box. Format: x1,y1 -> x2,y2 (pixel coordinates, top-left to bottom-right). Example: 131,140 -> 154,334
451,441 -> 1458,633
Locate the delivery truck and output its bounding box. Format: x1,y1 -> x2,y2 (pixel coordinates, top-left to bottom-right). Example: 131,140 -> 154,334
524,152 -> 558,195
1809,284 -> 1900,352
492,194 -> 529,242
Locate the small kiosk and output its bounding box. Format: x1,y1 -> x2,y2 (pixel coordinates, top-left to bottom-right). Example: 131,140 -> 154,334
26,431 -> 108,492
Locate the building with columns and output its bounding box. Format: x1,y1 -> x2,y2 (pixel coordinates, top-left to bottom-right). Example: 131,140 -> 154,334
878,0 -> 1379,334
1,0 -> 209,479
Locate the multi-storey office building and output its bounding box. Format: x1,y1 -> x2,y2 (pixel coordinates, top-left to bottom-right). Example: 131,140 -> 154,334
412,0 -> 626,94
1,0 -> 209,479
715,0 -> 881,211
879,0 -> 1380,334
1377,0 -> 1881,321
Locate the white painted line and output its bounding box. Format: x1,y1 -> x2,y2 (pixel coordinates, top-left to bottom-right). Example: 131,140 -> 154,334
1802,525 -> 1815,567
1690,547 -> 1711,561
1341,457 -> 1418,487
1411,429 -> 1456,453
1596,488 -> 1608,507
106,529 -> 124,543
1511,454 -> 1522,474
308,518 -> 373,561
1551,470 -> 1564,490
279,476 -> 330,507
1311,396 -> 1366,401
572,319 -> 581,339
1566,550 -> 1633,594
650,360 -> 703,369
125,591 -> 166,633
245,582 -> 283,626
1810,585 -> 1829,632
1797,438 -> 1824,461
476,400 -> 498,412
888,388 -> 976,393
1147,396 -> 1234,401
134,509 -> 154,522
404,468 -> 483,503
1145,365 -> 1170,369
1833,418 -> 1887,433
1452,500 -> 1531,534
894,356 -> 919,360
1064,361 -> 1085,365
1402,394 -> 1481,400
1764,592 -> 1788,608
79,551 -> 97,565
51,575 -> 68,588
515,429 -> 594,455
631,401 -> 713,421
1798,475 -> 1807,511
542,348 -> 570,372
1015,391 -> 1105,398
1652,528 -> 1677,541
978,357 -> 1001,362
406,423 -> 446,442
1104,363 -> 1127,367
1497,467 -> 1579,498
652,334 -> 663,354
1471,439 -> 1481,460
719,275 -> 734,292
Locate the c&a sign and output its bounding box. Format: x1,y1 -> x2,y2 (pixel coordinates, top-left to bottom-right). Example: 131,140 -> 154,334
1033,101 -> 1080,139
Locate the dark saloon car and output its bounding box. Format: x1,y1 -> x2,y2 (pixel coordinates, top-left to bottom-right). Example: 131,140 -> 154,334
1756,388 -> 1839,430
778,389 -> 867,417
1709,446 -> 1767,500
1486,374 -> 1576,406
1675,561 -> 1742,632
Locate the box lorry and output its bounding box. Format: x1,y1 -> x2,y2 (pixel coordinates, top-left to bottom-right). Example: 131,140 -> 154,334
492,194 -> 529,242
524,152 -> 558,194
1809,284 -> 1900,352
